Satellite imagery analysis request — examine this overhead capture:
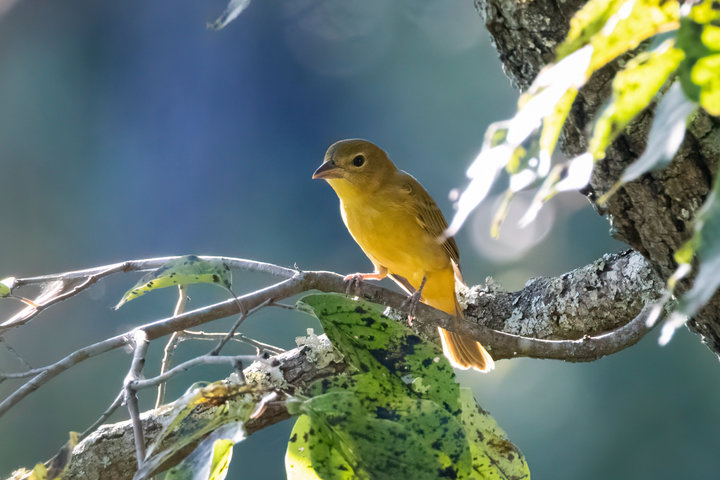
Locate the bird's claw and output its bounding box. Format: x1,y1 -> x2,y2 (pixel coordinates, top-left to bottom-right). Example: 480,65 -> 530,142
344,273 -> 364,296
401,276 -> 427,326
401,290 -> 423,326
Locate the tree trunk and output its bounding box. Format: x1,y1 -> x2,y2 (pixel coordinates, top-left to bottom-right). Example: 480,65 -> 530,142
476,0 -> 720,356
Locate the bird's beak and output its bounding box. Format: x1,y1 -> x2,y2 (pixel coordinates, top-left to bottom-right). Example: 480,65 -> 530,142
312,160 -> 343,180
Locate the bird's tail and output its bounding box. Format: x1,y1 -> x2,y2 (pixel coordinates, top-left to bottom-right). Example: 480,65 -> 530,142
437,298 -> 495,372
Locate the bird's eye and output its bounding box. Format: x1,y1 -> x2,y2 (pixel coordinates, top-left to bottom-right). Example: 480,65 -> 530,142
352,155 -> 365,167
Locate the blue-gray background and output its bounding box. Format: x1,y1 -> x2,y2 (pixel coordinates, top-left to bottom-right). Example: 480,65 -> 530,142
0,1 -> 718,478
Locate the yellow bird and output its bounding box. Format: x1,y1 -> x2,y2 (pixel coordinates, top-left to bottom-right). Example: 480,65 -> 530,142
313,139 -> 494,372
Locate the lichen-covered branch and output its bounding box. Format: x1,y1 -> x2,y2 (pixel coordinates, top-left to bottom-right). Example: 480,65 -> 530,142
463,250 -> 663,340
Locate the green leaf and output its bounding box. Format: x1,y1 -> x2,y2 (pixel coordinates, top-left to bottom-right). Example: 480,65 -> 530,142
286,414 -> 354,480
540,88 -> 579,156
293,294 -> 530,480
677,0 -> 720,115
692,54 -> 720,114
45,431 -> 79,480
0,277 -> 13,297
598,83 -> 696,205
295,391 -> 473,479
590,41 -> 685,160
559,0 -> 679,69
297,293 -> 460,412
115,255 -> 232,309
136,380 -> 260,480
660,175 -> 720,344
458,388 -> 530,479
587,0 -> 679,72
27,463 -> 48,480
518,153 -> 595,227
163,422 -> 243,480
556,0 -> 624,59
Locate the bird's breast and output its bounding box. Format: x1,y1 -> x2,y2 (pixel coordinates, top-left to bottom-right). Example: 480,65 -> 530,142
339,197 -> 449,281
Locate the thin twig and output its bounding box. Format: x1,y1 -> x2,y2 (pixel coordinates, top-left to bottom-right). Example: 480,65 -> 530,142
124,330 -> 149,466
181,330 -> 285,354
155,285 -> 188,408
155,332 -> 180,408
268,301 -> 296,310
2,258 -> 296,334
0,274 -> 303,419
22,265 -> 125,324
0,337 -> 34,373
210,298 -> 271,356
13,256 -> 297,287
79,389 -> 125,441
0,366 -> 48,380
131,354 -> 265,391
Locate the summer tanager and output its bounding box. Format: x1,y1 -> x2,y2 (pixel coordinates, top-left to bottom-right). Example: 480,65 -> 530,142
312,139 -> 494,372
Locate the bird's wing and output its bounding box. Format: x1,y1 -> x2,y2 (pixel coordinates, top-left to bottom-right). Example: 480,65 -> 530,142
399,171 -> 461,266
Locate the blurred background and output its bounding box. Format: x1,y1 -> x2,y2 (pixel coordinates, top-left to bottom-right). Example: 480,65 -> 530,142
0,0 -> 718,478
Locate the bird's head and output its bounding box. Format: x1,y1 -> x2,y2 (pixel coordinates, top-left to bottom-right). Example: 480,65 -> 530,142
313,139 -> 396,194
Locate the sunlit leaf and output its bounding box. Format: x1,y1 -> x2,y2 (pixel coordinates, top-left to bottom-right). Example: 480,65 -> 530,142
286,414 -> 354,480
297,294 -> 460,411
447,46 -> 593,238
44,431 -> 79,480
586,0 -> 679,72
692,54 -> 720,114
518,153 -> 595,227
552,153 -> 595,193
449,0 -> 682,238
27,463 -> 47,480
164,422 -> 243,480
294,390 -> 472,479
458,388 -> 530,479
677,0 -> 720,115
659,175 -> 720,345
556,0 -> 623,59
294,294 -> 530,480
590,41 -> 685,161
136,380 -> 261,480
115,255 -> 232,309
598,83 -> 696,204
539,88 -> 578,156
0,279 -> 76,331
208,0 -> 252,30
0,277 -> 14,297
490,191 -> 515,238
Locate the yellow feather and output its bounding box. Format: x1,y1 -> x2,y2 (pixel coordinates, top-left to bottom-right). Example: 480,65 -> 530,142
313,139 -> 494,372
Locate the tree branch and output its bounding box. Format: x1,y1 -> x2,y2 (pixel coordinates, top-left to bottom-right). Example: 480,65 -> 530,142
0,251 -> 663,421
60,336 -> 343,480
124,331 -> 150,465
57,290 -> 658,480
2,250 -> 666,479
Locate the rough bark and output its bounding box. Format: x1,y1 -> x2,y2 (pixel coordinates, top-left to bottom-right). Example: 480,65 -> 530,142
476,0 -> 720,355
464,250 -> 662,340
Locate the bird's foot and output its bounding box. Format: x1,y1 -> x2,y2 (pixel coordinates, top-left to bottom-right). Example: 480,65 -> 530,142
401,276 -> 427,325
344,273 -> 364,296
343,270 -> 387,296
